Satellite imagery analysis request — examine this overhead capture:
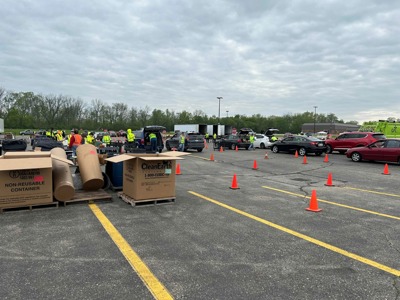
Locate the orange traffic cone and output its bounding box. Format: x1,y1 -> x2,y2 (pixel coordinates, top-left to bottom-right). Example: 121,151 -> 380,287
294,150 -> 299,158
306,190 -> 322,212
176,163 -> 182,175
325,173 -> 334,186
302,155 -> 308,164
382,163 -> 390,175
235,145 -> 239,152
230,174 -> 240,189
209,153 -> 214,161
264,152 -> 269,159
252,160 -> 258,170
323,154 -> 329,163
219,146 -> 224,152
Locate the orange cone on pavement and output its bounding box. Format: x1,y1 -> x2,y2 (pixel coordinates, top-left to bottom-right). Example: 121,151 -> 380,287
235,145 -> 239,152
219,146 -> 224,152
325,173 -> 334,186
306,190 -> 322,212
252,160 -> 258,170
302,155 -> 308,164
264,152 -> 269,159
294,150 -> 299,158
209,153 -> 214,161
323,154 -> 329,163
382,163 -> 390,175
230,174 -> 240,189
176,163 -> 182,175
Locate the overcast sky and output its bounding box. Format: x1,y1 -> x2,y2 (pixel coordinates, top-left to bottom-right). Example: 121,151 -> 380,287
1,0 -> 399,123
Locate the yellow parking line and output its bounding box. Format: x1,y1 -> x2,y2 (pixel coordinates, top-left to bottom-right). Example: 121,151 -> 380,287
262,186 -> 400,221
188,191 -> 400,277
344,186 -> 400,198
89,203 -> 173,300
190,155 -> 212,161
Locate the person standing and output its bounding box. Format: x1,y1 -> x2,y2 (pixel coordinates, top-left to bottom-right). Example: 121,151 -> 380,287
102,130 -> 111,146
205,132 -> 209,143
213,133 -> 217,143
248,133 -> 256,151
178,132 -> 186,152
126,129 -> 135,146
149,132 -> 157,152
68,129 -> 83,157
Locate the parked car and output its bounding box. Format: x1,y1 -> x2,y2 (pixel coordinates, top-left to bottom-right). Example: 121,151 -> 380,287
325,132 -> 386,154
134,125 -> 165,153
271,135 -> 326,156
19,129 -> 35,135
166,132 -> 204,152
346,139 -> 400,164
253,134 -> 272,149
216,135 -> 251,150
315,131 -> 328,140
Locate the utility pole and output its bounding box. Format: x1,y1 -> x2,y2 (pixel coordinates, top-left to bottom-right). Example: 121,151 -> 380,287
217,97 -> 223,124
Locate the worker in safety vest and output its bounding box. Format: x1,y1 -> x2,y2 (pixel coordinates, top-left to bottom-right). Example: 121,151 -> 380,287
86,132 -> 94,145
178,132 -> 186,152
270,135 -> 278,142
68,129 -> 83,157
205,132 -> 209,143
46,129 -> 52,138
248,133 -> 255,151
126,129 -> 135,145
102,130 -> 111,146
213,133 -> 217,143
149,132 -> 158,152
55,130 -> 63,142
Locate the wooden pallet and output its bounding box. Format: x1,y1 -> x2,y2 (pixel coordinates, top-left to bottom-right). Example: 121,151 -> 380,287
118,192 -> 175,207
0,202 -> 59,214
60,189 -> 113,206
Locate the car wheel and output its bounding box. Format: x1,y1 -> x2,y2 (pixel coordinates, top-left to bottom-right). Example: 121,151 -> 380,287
197,149 -> 203,152
326,144 -> 332,153
298,147 -> 306,156
231,144 -> 236,150
272,145 -> 279,153
351,152 -> 362,162
260,143 -> 265,149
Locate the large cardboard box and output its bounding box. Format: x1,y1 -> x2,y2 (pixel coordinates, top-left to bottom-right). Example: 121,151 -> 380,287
0,152 -> 73,208
106,152 -> 188,201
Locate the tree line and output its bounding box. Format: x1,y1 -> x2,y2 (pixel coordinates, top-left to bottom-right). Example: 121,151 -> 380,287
0,87 -> 358,133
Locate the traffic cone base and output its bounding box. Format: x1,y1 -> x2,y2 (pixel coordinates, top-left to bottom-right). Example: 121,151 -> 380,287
306,190 -> 321,212
176,163 -> 182,175
382,163 -> 390,175
230,174 -> 240,189
325,173 -> 334,186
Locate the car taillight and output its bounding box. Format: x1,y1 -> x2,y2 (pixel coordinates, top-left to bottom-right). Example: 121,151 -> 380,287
310,142 -> 318,146
237,139 -> 241,142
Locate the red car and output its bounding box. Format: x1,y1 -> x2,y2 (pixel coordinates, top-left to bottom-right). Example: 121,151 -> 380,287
346,139 -> 400,164
325,132 -> 386,154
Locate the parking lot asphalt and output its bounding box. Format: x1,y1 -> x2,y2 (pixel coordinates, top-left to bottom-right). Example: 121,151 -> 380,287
1,144 -> 399,299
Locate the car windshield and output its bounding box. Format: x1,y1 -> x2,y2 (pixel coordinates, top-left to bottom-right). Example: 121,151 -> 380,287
373,134 -> 386,139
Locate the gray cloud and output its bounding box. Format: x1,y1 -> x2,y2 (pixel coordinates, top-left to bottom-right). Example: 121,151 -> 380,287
1,0 -> 399,123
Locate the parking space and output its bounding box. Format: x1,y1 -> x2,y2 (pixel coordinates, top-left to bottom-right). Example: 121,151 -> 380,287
1,146 -> 399,299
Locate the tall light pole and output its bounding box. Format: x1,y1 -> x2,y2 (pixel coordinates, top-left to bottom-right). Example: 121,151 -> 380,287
217,97 -> 223,124
226,110 -> 229,118
313,106 -> 318,134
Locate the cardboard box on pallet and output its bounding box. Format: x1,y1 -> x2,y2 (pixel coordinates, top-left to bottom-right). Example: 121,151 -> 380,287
0,152 -> 73,208
106,152 -> 188,201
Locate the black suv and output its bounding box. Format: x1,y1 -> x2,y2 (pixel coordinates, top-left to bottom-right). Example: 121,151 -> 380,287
134,125 -> 165,153
166,132 -> 205,152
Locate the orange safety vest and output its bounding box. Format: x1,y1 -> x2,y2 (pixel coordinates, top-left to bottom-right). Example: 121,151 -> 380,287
73,134 -> 82,146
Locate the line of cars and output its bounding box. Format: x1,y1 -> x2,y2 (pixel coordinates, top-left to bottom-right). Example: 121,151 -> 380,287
269,131 -> 400,165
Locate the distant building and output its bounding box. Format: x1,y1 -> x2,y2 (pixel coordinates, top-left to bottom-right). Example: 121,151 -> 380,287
301,123 -> 360,134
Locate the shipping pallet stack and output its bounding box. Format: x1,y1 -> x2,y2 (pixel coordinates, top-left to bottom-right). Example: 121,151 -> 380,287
117,192 -> 175,207
0,202 -> 59,214
59,189 -> 113,207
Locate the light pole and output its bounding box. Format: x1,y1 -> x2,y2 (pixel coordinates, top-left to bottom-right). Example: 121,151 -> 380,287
313,106 -> 318,134
226,110 -> 229,118
217,97 -> 223,124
